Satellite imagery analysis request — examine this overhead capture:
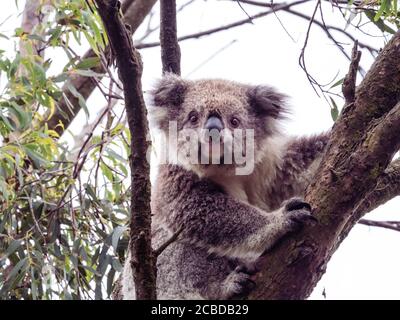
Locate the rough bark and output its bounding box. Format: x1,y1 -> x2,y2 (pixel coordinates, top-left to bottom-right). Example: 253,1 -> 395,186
333,158 -> 400,252
160,0 -> 181,75
354,158 -> 400,219
249,31 -> 400,300
94,0 -> 155,300
45,0 -> 157,136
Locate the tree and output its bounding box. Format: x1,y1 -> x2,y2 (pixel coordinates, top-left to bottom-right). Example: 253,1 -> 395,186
0,0 -> 399,300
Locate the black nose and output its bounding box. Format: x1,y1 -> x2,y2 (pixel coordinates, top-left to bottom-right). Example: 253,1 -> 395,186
204,116 -> 224,132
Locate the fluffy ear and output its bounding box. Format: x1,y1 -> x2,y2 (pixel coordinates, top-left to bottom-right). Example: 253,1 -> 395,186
247,85 -> 289,118
151,73 -> 188,107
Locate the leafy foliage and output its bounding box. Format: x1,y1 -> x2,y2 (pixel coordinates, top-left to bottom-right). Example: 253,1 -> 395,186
0,0 -> 129,300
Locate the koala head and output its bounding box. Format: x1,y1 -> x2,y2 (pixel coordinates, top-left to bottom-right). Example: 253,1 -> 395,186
148,73 -> 288,177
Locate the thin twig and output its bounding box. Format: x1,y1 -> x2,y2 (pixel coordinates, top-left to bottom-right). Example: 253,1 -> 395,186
136,0 -> 310,49
342,41 -> 361,105
359,219 -> 400,232
298,0 -> 322,95
185,40 -> 237,77
154,227 -> 184,257
235,0 -> 254,22
285,9 -> 376,64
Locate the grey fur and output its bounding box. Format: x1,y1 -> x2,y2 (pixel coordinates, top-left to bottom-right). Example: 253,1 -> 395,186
121,75 -> 329,300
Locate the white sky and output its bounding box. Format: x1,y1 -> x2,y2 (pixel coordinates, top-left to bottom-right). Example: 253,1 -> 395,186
1,0 -> 400,299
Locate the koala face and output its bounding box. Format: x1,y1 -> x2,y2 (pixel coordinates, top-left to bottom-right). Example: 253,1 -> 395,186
148,73 -> 288,176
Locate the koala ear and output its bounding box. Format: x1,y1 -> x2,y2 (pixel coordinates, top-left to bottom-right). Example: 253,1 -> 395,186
151,73 -> 188,107
247,85 -> 289,119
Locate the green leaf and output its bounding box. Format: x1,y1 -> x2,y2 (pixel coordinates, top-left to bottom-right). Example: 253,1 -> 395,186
14,27 -> 24,37
95,277 -> 103,300
66,82 -> 89,119
52,73 -> 69,83
106,148 -> 127,163
374,0 -> 390,22
0,211 -> 9,233
85,184 -> 99,204
111,226 -> 127,251
61,92 -> 75,115
9,102 -> 31,130
0,112 -> 15,131
4,239 -> 23,259
111,257 -> 123,272
330,78 -> 344,90
23,144 -> 49,168
31,62 -> 47,86
48,27 -> 63,45
30,267 -> 38,300
64,289 -> 73,300
101,162 -> 113,182
0,257 -> 29,296
329,97 -> 339,121
81,264 -> 100,277
8,53 -> 20,79
98,245 -> 110,276
36,92 -> 56,119
74,69 -> 102,78
106,268 -> 116,297
82,30 -> 99,55
75,57 -> 100,70
27,34 -> 45,42
365,9 -> 396,34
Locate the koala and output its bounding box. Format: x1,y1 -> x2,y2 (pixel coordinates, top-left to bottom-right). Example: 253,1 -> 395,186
121,74 -> 329,300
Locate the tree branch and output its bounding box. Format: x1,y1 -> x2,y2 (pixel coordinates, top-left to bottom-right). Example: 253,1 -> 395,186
94,0 -> 155,300
358,219 -> 400,232
160,0 -> 181,75
248,31 -> 400,300
342,41 -> 361,105
154,226 -> 183,257
354,158 -> 400,218
44,0 -> 157,136
331,158 -> 400,250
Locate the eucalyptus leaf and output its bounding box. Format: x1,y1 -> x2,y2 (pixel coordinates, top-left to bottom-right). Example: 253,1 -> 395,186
111,226 -> 127,251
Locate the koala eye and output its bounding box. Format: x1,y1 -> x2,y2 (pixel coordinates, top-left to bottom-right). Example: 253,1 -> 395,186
188,112 -> 199,124
230,117 -> 240,128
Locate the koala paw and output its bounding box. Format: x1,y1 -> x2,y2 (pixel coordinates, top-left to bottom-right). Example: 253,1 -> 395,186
223,265 -> 257,300
283,197 -> 317,232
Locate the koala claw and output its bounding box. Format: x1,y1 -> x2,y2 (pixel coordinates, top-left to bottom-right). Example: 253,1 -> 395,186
285,197 -> 311,212
224,267 -> 256,300
235,263 -> 260,276
284,197 -> 317,230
